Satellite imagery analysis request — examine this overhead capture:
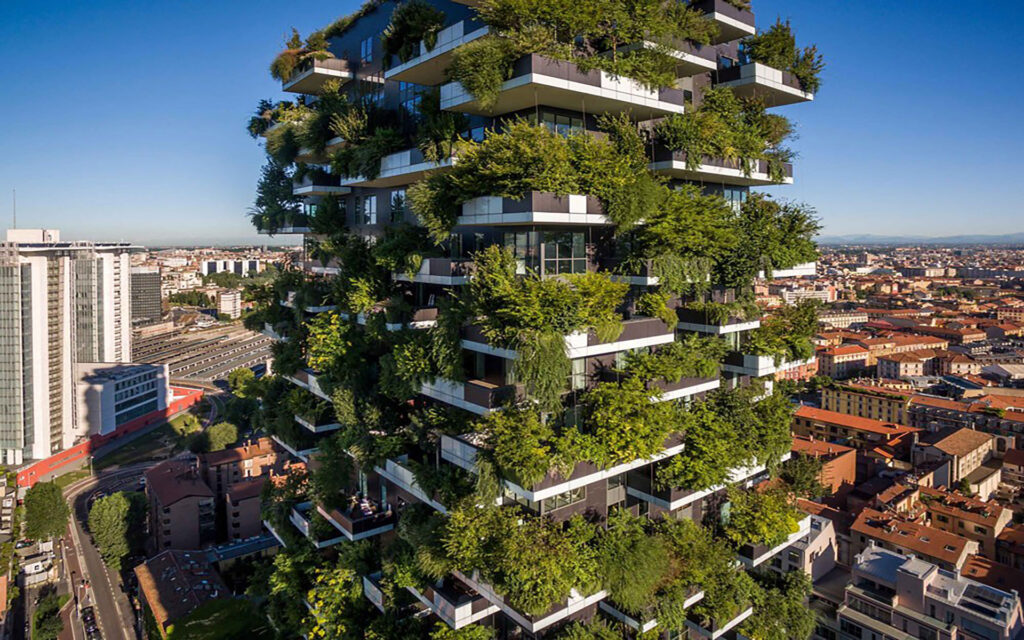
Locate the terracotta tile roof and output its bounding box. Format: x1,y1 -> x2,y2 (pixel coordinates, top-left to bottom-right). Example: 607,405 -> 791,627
133,550 -> 228,633
145,460 -> 213,507
919,486 -> 1005,527
791,435 -> 855,459
226,477 -> 265,503
821,345 -> 870,357
794,406 -> 919,437
1003,448 -> 1024,468
875,483 -> 917,507
962,555 -> 1024,595
998,526 -> 1024,554
852,508 -> 971,566
797,499 -> 855,536
841,383 -> 912,399
201,437 -> 279,467
919,427 -> 993,457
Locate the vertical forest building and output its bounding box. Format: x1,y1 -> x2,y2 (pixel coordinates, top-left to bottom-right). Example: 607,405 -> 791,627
247,0 -> 824,637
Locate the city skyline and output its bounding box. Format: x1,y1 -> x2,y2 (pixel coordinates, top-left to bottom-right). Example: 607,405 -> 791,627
2,0 -> 1024,244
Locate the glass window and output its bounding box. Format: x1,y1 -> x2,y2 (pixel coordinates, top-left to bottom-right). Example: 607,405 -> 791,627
358,195 -> 377,225
542,487 -> 586,512
530,109 -> 584,137
390,190 -> 406,223
360,36 -> 374,64
542,231 -> 586,276
571,358 -> 586,390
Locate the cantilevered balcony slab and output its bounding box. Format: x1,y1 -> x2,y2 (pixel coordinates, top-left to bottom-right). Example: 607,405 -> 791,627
295,137 -> 345,164
283,58 -> 354,94
454,569 -> 608,635
441,432 -> 686,503
393,258 -> 474,286
374,457 -> 449,514
292,174 -> 351,197
721,352 -> 816,377
284,368 -> 332,402
650,147 -> 793,186
340,148 -> 453,188
420,378 -> 521,415
363,572 -> 386,613
690,0 -> 756,44
289,502 -> 347,549
257,214 -> 311,235
386,20 -> 490,85
407,579 -> 500,629
456,193 -> 607,227
599,590 -> 704,634
759,261 -> 816,279
716,62 -> 814,106
626,453 -> 791,512
294,414 -> 341,434
736,514 -> 812,567
440,54 -> 687,118
461,317 -> 675,361
317,503 -> 396,542
686,606 -> 755,640
622,40 -> 717,78
677,307 -> 760,335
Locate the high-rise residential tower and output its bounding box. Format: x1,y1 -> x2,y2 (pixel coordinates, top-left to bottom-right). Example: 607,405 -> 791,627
0,229 -> 135,464
248,1 -> 824,637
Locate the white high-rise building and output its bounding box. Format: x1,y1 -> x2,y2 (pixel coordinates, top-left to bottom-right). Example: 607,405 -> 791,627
0,229 -> 137,464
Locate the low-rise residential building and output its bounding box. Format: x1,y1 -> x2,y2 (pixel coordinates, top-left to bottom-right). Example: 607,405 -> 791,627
134,549 -> 229,637
997,527 -> 1024,571
768,515 -> 837,581
919,486 -> 1011,558
75,362 -> 171,437
225,478 -> 265,541
961,555 -> 1024,596
913,428 -> 995,485
200,437 -> 282,499
819,310 -> 868,329
836,544 -> 1023,640
792,406 -> 920,457
817,345 -> 870,379
909,394 -> 1024,443
821,382 -> 912,425
218,289 -> 242,319
851,508 -> 978,571
791,436 -> 857,500
146,460 -> 216,551
1001,448 -> 1024,494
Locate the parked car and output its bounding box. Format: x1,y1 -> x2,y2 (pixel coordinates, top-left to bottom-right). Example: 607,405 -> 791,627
14,539 -> 33,549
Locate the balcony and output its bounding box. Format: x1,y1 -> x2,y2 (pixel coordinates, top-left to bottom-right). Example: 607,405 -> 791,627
624,39 -> 718,77
456,192 -> 607,226
689,0 -> 755,44
374,456 -> 449,514
721,352 -> 816,377
257,214 -> 311,235
393,258 -> 475,286
295,136 -> 345,164
340,147 -> 454,188
284,368 -> 332,401
736,514 -> 812,567
420,377 -> 521,415
288,501 -> 347,549
461,316 -> 675,361
292,172 -> 351,197
407,578 -> 500,629
299,259 -> 341,275
337,307 -> 438,331
598,589 -> 704,634
676,307 -> 760,335
283,57 -> 353,94
649,146 -> 793,186
441,432 -> 685,503
262,322 -> 289,342
453,569 -> 608,634
716,62 -> 814,106
440,54 -> 687,118
362,572 -> 386,613
280,290 -> 336,313
601,369 -> 720,402
294,414 -> 341,434
685,605 -> 755,640
317,499 -> 397,542
386,20 -> 490,85
626,454 -> 789,512
269,428 -> 326,462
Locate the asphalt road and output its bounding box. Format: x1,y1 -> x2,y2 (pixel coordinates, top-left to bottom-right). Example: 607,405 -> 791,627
60,464 -> 158,640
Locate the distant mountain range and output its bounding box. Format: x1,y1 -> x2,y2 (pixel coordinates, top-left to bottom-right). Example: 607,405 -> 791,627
817,232 -> 1024,246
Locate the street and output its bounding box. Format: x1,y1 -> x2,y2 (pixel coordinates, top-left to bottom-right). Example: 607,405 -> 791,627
57,464 -> 158,640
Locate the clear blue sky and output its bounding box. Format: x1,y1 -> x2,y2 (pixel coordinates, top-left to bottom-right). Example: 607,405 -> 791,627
1,0 -> 1022,245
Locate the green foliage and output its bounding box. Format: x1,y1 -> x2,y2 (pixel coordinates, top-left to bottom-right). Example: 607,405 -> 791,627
382,0 -> 447,63
303,564 -> 370,639
780,453 -> 829,499
656,384 -> 793,491
745,299 -> 819,363
190,422 -> 239,453
483,407 -> 555,488
168,291 -> 212,307
447,36 -> 520,111
555,620 -> 624,640
228,367 -> 256,396
417,87 -> 469,164
743,19 -> 824,93
430,624 -> 493,640
714,193 -> 820,288
166,598 -> 271,640
724,486 -> 803,548
636,291 -> 677,329
512,330 -> 571,412
329,106 -> 406,179
576,376 -> 678,467
32,592 -> 69,640
622,334 -> 726,383
684,297 -> 760,325
248,158 -> 302,234
597,510 -> 672,614
656,87 -> 794,182
741,571 -> 816,640
24,482 -> 69,541
443,506 -> 598,615
88,492 -> 147,570
306,310 -> 357,382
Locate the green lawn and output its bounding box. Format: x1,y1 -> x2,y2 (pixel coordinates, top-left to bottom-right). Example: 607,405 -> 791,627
166,598 -> 273,640
54,468 -> 92,490
93,412 -> 204,470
